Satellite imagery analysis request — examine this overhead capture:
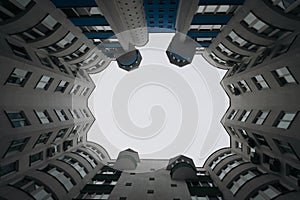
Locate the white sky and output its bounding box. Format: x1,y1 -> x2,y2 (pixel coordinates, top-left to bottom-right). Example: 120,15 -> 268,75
88,33 -> 230,167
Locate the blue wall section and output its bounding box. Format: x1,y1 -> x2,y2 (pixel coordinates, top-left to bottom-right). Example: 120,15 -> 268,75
187,31 -> 219,38
50,0 -> 97,7
69,17 -> 109,26
198,0 -> 245,5
84,32 -> 115,39
144,0 -> 179,32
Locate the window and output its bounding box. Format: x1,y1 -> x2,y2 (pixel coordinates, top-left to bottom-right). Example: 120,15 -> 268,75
70,85 -> 81,95
81,109 -> 89,118
149,177 -> 155,181
74,150 -> 97,168
54,109 -> 68,121
197,5 -> 231,14
171,183 -> 177,187
78,193 -> 109,199
229,169 -> 261,195
35,75 -> 53,90
228,109 -> 239,120
250,182 -> 289,200
228,84 -> 241,95
42,165 -> 74,191
35,110 -> 52,124
147,190 -> 154,194
7,42 -> 31,60
270,0 -> 300,16
239,110 -> 251,122
36,52 -> 52,68
286,164 -> 300,181
273,111 -> 297,129
70,125 -> 80,135
12,177 -> 55,200
35,132 -> 52,146
252,75 -> 269,90
210,152 -> 235,170
81,87 -> 89,96
6,111 -> 30,127
70,109 -> 80,119
6,137 -> 30,154
55,80 -> 69,93
119,197 -> 127,200
218,159 -> 245,180
59,156 -> 87,178
252,110 -> 269,125
56,32 -> 76,49
5,68 -> 32,87
273,139 -> 297,157
253,133 -> 270,148
272,67 -> 297,86
125,182 -> 132,186
238,80 -> 251,92
29,152 -> 43,165
0,161 -> 18,177
235,141 -> 243,150
0,0 -> 34,21
55,128 -> 68,141
228,31 -> 258,50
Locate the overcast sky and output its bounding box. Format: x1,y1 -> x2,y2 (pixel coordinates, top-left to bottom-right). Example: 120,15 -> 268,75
88,33 -> 230,167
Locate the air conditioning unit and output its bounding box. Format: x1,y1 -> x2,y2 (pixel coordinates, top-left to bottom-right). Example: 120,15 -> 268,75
269,159 -> 281,172
250,152 -> 260,164
47,144 -> 59,157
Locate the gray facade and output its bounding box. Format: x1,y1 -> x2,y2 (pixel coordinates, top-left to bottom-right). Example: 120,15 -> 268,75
0,0 -> 300,200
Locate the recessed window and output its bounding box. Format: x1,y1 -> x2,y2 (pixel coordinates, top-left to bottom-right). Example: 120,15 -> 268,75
35,110 -> 52,124
239,110 -> 251,122
81,87 -> 89,96
238,129 -> 249,139
272,66 -> 297,86
286,164 -> 300,182
55,128 -> 68,141
29,151 -> 43,165
228,84 -> 241,95
273,139 -> 297,157
42,165 -> 74,191
273,111 -> 297,129
5,68 -> 32,87
238,80 -> 251,92
250,182 -> 289,200
12,177 -> 55,200
0,161 -> 18,177
147,189 -> 154,194
70,125 -> 81,135
252,75 -> 269,90
253,133 -> 270,148
252,110 -> 269,125
210,152 -> 235,170
55,80 -> 69,93
171,183 -> 177,187
229,169 -> 261,195
81,109 -> 89,118
149,177 -> 155,181
125,182 -> 132,186
36,53 -> 52,68
119,197 -> 127,200
75,150 -> 97,168
35,75 -> 53,90
54,109 -> 68,121
5,111 -> 30,127
6,137 -> 30,154
70,84 -> 81,95
228,109 -> 238,120
218,159 -> 244,180
69,109 -> 80,119
235,141 -> 243,150
59,156 -> 87,178
35,132 -> 52,146
7,41 -> 31,60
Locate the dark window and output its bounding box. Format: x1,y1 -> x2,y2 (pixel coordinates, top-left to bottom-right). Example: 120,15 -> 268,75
125,182 -> 132,186
171,184 -> 177,187
5,68 -> 32,87
253,133 -> 270,148
55,80 -> 69,93
6,137 -> 30,154
29,151 -> 43,165
55,128 -> 68,141
252,110 -> 269,125
35,132 -> 52,146
0,161 -> 18,177
149,177 -> 155,181
147,190 -> 154,194
274,139 -> 297,157
5,111 -> 30,127
7,41 -> 31,60
54,109 -> 68,121
251,75 -> 269,90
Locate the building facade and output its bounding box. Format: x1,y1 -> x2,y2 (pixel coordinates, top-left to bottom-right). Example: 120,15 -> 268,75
0,0 -> 300,199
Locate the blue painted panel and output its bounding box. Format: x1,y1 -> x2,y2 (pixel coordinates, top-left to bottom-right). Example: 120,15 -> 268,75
148,27 -> 175,33
197,42 -> 211,47
50,0 -> 97,8
192,15 -> 232,24
198,0 -> 245,5
188,31 -> 219,37
144,0 -> 179,32
69,17 -> 109,26
85,32 -> 115,39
